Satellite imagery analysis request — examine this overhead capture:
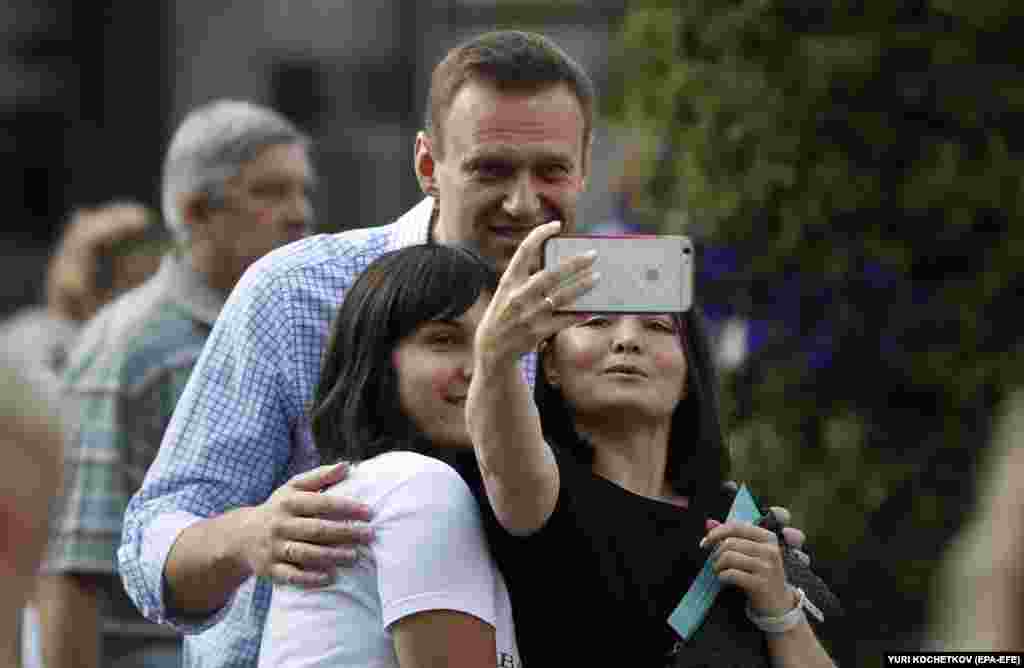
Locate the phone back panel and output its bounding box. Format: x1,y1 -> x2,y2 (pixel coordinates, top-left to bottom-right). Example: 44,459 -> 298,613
542,235 -> 694,313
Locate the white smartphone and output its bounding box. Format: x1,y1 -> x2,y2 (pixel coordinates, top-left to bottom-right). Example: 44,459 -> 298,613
541,234 -> 694,313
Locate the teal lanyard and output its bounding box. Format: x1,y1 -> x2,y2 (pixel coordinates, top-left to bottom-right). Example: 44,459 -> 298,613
667,484 -> 763,641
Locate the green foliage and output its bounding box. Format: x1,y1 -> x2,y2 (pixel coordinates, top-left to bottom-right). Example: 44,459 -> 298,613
609,0 -> 1023,661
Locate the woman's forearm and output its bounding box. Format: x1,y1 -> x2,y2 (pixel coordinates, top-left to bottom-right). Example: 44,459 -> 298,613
468,361 -> 541,479
467,359 -> 558,535
765,618 -> 837,668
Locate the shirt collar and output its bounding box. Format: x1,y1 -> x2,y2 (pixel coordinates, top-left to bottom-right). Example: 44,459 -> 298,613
389,196 -> 436,251
157,252 -> 227,327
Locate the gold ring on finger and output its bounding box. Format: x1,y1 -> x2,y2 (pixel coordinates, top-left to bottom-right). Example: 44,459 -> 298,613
544,295 -> 556,310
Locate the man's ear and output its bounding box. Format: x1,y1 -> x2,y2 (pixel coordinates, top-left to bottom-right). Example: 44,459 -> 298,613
414,131 -> 439,198
179,193 -> 212,232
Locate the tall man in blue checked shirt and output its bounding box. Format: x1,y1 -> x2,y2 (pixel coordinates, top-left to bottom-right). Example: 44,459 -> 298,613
116,30 -> 591,667
120,31 -> 806,666
39,99 -> 315,668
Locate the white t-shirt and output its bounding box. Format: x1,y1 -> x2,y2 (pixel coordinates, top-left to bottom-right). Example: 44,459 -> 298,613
258,451 -> 520,668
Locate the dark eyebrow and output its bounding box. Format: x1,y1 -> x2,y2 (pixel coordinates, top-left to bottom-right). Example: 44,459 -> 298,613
462,154 -> 518,171
538,153 -> 573,166
463,148 -> 575,169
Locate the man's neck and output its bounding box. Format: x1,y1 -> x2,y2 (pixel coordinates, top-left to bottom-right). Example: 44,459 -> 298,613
185,247 -> 235,297
427,202 -> 439,244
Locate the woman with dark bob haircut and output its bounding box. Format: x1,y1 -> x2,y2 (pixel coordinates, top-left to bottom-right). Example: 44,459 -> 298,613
257,244 -> 521,668
310,243 -> 496,465
466,222 -> 837,667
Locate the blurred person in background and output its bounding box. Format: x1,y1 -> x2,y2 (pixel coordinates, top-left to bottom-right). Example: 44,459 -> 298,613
0,201 -> 164,399
0,201 -> 165,668
928,389 -> 1024,651
36,99 -> 314,668
0,354 -> 63,668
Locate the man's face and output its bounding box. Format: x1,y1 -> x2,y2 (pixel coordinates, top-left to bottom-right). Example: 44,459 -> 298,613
207,142 -> 314,285
419,81 -> 589,273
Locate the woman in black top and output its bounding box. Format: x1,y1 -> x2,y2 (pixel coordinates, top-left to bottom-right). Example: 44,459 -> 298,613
466,221 -> 837,667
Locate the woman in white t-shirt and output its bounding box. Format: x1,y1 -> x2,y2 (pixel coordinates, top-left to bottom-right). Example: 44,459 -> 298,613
258,244 -> 519,668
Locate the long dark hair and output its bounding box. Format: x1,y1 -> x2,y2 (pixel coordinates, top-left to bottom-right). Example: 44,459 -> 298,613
534,305 -> 731,500
311,244 -> 498,465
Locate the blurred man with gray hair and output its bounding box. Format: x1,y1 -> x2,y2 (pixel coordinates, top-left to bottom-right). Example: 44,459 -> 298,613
36,99 -> 315,668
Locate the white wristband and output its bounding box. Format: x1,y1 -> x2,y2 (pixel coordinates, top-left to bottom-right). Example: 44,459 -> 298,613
745,585 -> 822,634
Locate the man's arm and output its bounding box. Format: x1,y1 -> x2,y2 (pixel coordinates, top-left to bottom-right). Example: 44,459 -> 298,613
46,202 -> 154,324
118,262 -> 374,628
162,463 -> 371,615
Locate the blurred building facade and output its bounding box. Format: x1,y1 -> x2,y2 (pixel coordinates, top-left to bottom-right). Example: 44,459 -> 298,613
2,1 -> 628,319
1,0 -> 166,317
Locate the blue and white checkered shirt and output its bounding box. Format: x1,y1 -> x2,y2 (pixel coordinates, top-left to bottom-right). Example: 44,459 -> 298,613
119,197 -> 536,667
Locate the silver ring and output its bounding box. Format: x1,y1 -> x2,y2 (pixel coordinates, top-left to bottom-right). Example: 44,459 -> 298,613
544,295 -> 556,310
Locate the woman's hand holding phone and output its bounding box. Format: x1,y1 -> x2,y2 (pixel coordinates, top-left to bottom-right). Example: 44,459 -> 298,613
474,221 -> 599,370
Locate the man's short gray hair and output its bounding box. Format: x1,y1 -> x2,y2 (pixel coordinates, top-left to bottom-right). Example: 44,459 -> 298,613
160,99 -> 309,244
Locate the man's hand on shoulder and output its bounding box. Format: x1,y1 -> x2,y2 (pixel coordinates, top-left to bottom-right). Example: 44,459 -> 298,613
239,462 -> 375,587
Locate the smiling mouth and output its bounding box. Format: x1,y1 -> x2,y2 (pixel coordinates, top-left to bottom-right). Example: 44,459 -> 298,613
488,225 -> 534,241
489,215 -> 560,239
